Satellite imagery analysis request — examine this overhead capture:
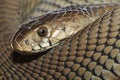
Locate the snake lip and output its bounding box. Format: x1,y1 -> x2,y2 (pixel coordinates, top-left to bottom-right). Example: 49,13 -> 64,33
11,41 -> 24,53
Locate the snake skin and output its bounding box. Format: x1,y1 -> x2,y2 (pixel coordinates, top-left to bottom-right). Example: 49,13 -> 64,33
1,0 -> 120,80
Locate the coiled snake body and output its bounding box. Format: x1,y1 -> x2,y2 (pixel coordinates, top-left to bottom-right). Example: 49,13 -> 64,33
1,0 -> 120,80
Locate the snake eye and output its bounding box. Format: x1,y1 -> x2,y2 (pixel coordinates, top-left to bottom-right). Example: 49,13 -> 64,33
37,27 -> 48,37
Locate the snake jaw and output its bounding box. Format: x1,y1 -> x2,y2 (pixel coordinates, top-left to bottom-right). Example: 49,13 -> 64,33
11,36 -> 60,54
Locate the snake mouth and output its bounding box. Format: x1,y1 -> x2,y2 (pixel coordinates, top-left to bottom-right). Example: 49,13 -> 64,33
11,37 -> 60,54
11,43 -> 59,54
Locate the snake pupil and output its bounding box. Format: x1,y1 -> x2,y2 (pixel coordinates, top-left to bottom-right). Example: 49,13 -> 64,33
38,27 -> 47,37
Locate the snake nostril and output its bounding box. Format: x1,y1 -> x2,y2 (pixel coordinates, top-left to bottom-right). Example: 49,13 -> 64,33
25,39 -> 29,46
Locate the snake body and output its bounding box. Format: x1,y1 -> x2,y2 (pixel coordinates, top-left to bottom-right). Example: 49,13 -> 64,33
1,0 -> 120,80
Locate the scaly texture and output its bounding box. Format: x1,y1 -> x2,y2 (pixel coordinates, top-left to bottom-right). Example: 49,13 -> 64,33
1,0 -> 120,80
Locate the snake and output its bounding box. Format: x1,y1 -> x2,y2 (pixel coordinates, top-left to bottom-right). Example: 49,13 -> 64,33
11,3 -> 118,54
1,0 -> 120,80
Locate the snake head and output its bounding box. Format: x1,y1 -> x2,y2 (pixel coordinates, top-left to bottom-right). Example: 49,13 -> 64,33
11,16 -> 69,54
11,8 -> 80,54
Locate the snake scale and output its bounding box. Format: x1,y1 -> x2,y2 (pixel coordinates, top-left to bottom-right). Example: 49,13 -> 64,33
1,0 -> 120,80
